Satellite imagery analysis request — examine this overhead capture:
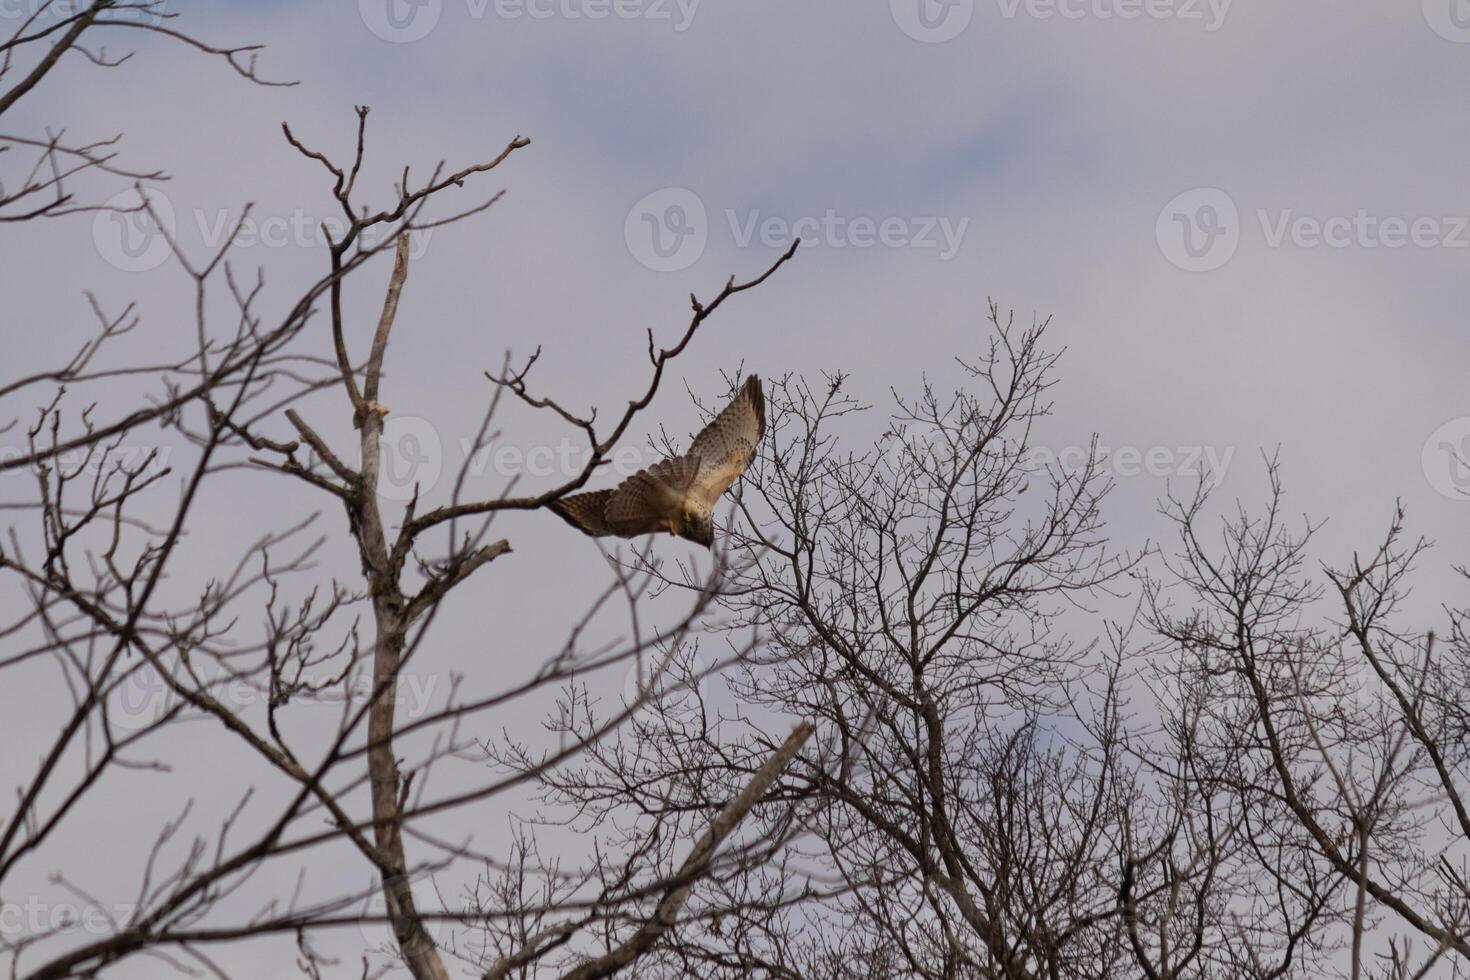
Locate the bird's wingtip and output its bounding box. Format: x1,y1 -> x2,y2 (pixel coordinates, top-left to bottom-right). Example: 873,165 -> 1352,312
745,373 -> 765,432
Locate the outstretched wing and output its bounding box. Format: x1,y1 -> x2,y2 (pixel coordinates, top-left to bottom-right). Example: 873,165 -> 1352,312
550,379 -> 763,540
687,374 -> 766,507
604,453 -> 703,537
548,490 -> 614,537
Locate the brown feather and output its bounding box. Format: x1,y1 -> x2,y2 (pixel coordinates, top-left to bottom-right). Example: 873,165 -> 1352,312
604,454 -> 702,536
550,376 -> 766,542
688,375 -> 766,506
548,490 -> 614,537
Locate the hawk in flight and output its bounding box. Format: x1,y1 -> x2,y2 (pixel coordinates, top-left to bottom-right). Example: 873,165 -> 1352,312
550,375 -> 766,548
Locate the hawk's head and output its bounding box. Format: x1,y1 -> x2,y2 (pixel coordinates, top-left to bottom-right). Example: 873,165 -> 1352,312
675,512 -> 714,550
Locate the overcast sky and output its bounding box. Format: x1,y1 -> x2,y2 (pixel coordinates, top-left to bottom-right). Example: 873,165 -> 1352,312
4,1 -> 1470,976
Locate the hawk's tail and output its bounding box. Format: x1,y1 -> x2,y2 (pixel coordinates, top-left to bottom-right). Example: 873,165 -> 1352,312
548,490 -> 613,537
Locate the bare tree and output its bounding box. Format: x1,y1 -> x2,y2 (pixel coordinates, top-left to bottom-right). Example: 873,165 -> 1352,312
1,10 -> 813,978
535,311 -> 1470,978
1144,471 -> 1470,978
528,310 -> 1143,978
1,0 -> 284,224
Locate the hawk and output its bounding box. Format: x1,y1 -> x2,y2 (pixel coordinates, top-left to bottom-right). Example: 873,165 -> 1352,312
549,375 -> 766,548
